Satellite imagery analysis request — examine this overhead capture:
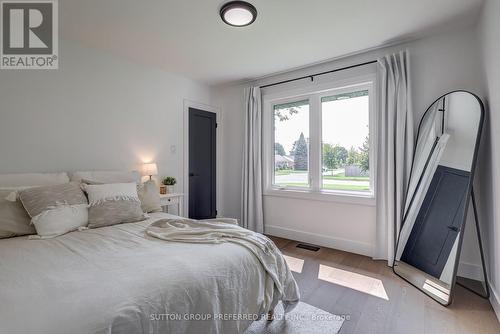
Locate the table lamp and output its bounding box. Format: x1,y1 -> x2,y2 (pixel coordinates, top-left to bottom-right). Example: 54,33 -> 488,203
142,163 -> 158,181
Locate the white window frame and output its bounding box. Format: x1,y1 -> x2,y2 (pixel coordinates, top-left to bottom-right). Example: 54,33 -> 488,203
270,96 -> 313,190
262,74 -> 377,206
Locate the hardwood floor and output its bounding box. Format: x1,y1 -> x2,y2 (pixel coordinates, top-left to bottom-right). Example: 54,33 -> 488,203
268,236 -> 500,334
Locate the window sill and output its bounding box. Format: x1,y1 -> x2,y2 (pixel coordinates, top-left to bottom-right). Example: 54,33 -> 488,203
263,188 -> 376,206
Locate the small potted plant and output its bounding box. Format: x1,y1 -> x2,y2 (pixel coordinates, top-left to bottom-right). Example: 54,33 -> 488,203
161,176 -> 177,194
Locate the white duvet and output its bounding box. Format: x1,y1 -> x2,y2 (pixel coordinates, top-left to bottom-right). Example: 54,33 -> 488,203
0,213 -> 299,334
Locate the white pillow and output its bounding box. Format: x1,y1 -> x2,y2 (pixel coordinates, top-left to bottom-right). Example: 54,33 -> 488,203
29,204 -> 88,239
70,171 -> 140,184
85,182 -> 139,204
1,186 -> 33,202
0,172 -> 69,188
0,172 -> 70,202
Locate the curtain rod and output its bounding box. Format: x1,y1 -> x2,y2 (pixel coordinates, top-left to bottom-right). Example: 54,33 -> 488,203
259,60 -> 377,89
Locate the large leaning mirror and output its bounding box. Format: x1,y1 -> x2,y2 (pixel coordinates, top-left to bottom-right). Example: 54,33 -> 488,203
393,91 -> 485,306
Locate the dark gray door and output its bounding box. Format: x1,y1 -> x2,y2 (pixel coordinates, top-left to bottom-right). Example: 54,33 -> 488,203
189,108 -> 216,219
401,165 -> 470,278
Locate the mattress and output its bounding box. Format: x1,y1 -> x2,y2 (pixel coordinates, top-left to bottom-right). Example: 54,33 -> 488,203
0,212 -> 271,334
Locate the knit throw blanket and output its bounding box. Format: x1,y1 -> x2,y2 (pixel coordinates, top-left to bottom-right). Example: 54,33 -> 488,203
146,218 -> 300,313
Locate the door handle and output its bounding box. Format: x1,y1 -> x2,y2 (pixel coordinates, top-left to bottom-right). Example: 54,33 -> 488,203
447,225 -> 459,232
189,173 -> 199,177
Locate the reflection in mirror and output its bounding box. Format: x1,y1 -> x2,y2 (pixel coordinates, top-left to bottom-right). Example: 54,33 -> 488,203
394,91 -> 484,305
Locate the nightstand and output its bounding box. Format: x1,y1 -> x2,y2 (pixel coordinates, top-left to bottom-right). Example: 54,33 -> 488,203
159,193 -> 184,217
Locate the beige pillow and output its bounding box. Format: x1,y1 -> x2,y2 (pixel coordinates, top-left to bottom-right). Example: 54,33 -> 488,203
0,189 -> 35,238
84,183 -> 147,228
137,180 -> 162,213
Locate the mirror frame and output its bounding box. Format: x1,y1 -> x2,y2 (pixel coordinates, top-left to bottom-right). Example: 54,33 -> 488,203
392,90 -> 485,306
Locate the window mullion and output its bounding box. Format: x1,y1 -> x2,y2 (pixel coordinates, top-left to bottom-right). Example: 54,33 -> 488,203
309,95 -> 321,192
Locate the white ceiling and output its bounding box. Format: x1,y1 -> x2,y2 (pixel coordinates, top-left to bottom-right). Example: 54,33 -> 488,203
61,0 -> 483,85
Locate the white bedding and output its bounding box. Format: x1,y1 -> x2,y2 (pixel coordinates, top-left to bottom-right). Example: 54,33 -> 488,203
146,218 -> 299,313
0,212 -> 297,334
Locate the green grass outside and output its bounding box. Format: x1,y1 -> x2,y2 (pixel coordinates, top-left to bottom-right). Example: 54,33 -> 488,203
322,173 -> 369,181
274,170 -> 308,175
276,170 -> 369,182
275,182 -> 370,191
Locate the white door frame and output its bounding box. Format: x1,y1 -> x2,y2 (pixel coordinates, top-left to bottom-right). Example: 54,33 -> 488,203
183,99 -> 223,218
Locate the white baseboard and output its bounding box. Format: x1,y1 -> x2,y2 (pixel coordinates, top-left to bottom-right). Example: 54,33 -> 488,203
457,261 -> 483,281
490,284 -> 500,322
265,225 -> 373,257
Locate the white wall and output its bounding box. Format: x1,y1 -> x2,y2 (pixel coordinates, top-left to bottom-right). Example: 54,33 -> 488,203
478,0 -> 500,319
0,40 -> 212,192
210,84 -> 246,220
213,25 -> 486,259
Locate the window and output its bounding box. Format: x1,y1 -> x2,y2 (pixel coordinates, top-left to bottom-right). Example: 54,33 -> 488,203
266,79 -> 374,200
273,100 -> 309,188
321,90 -> 370,192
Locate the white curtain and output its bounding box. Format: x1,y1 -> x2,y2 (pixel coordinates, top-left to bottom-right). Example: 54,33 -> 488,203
375,50 -> 414,265
405,103 -> 441,213
241,87 -> 264,233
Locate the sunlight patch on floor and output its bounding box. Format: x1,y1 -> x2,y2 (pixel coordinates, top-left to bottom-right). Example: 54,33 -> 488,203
423,279 -> 450,301
318,264 -> 389,300
283,254 -> 305,273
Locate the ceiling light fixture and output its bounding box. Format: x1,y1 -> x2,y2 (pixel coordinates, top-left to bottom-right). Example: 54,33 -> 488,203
220,1 -> 257,27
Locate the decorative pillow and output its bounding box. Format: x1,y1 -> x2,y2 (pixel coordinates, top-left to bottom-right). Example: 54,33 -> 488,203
0,189 -> 35,238
29,204 -> 88,239
81,179 -> 161,214
19,182 -> 87,218
19,182 -> 89,238
137,180 -> 162,213
84,183 -> 147,228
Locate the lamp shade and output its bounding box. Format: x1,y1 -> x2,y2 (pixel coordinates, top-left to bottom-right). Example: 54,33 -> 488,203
142,163 -> 158,176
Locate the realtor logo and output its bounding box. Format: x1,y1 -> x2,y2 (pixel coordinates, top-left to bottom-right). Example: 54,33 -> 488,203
1,0 -> 58,69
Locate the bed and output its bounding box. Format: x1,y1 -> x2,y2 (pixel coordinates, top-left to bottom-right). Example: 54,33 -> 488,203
0,212 -> 289,334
